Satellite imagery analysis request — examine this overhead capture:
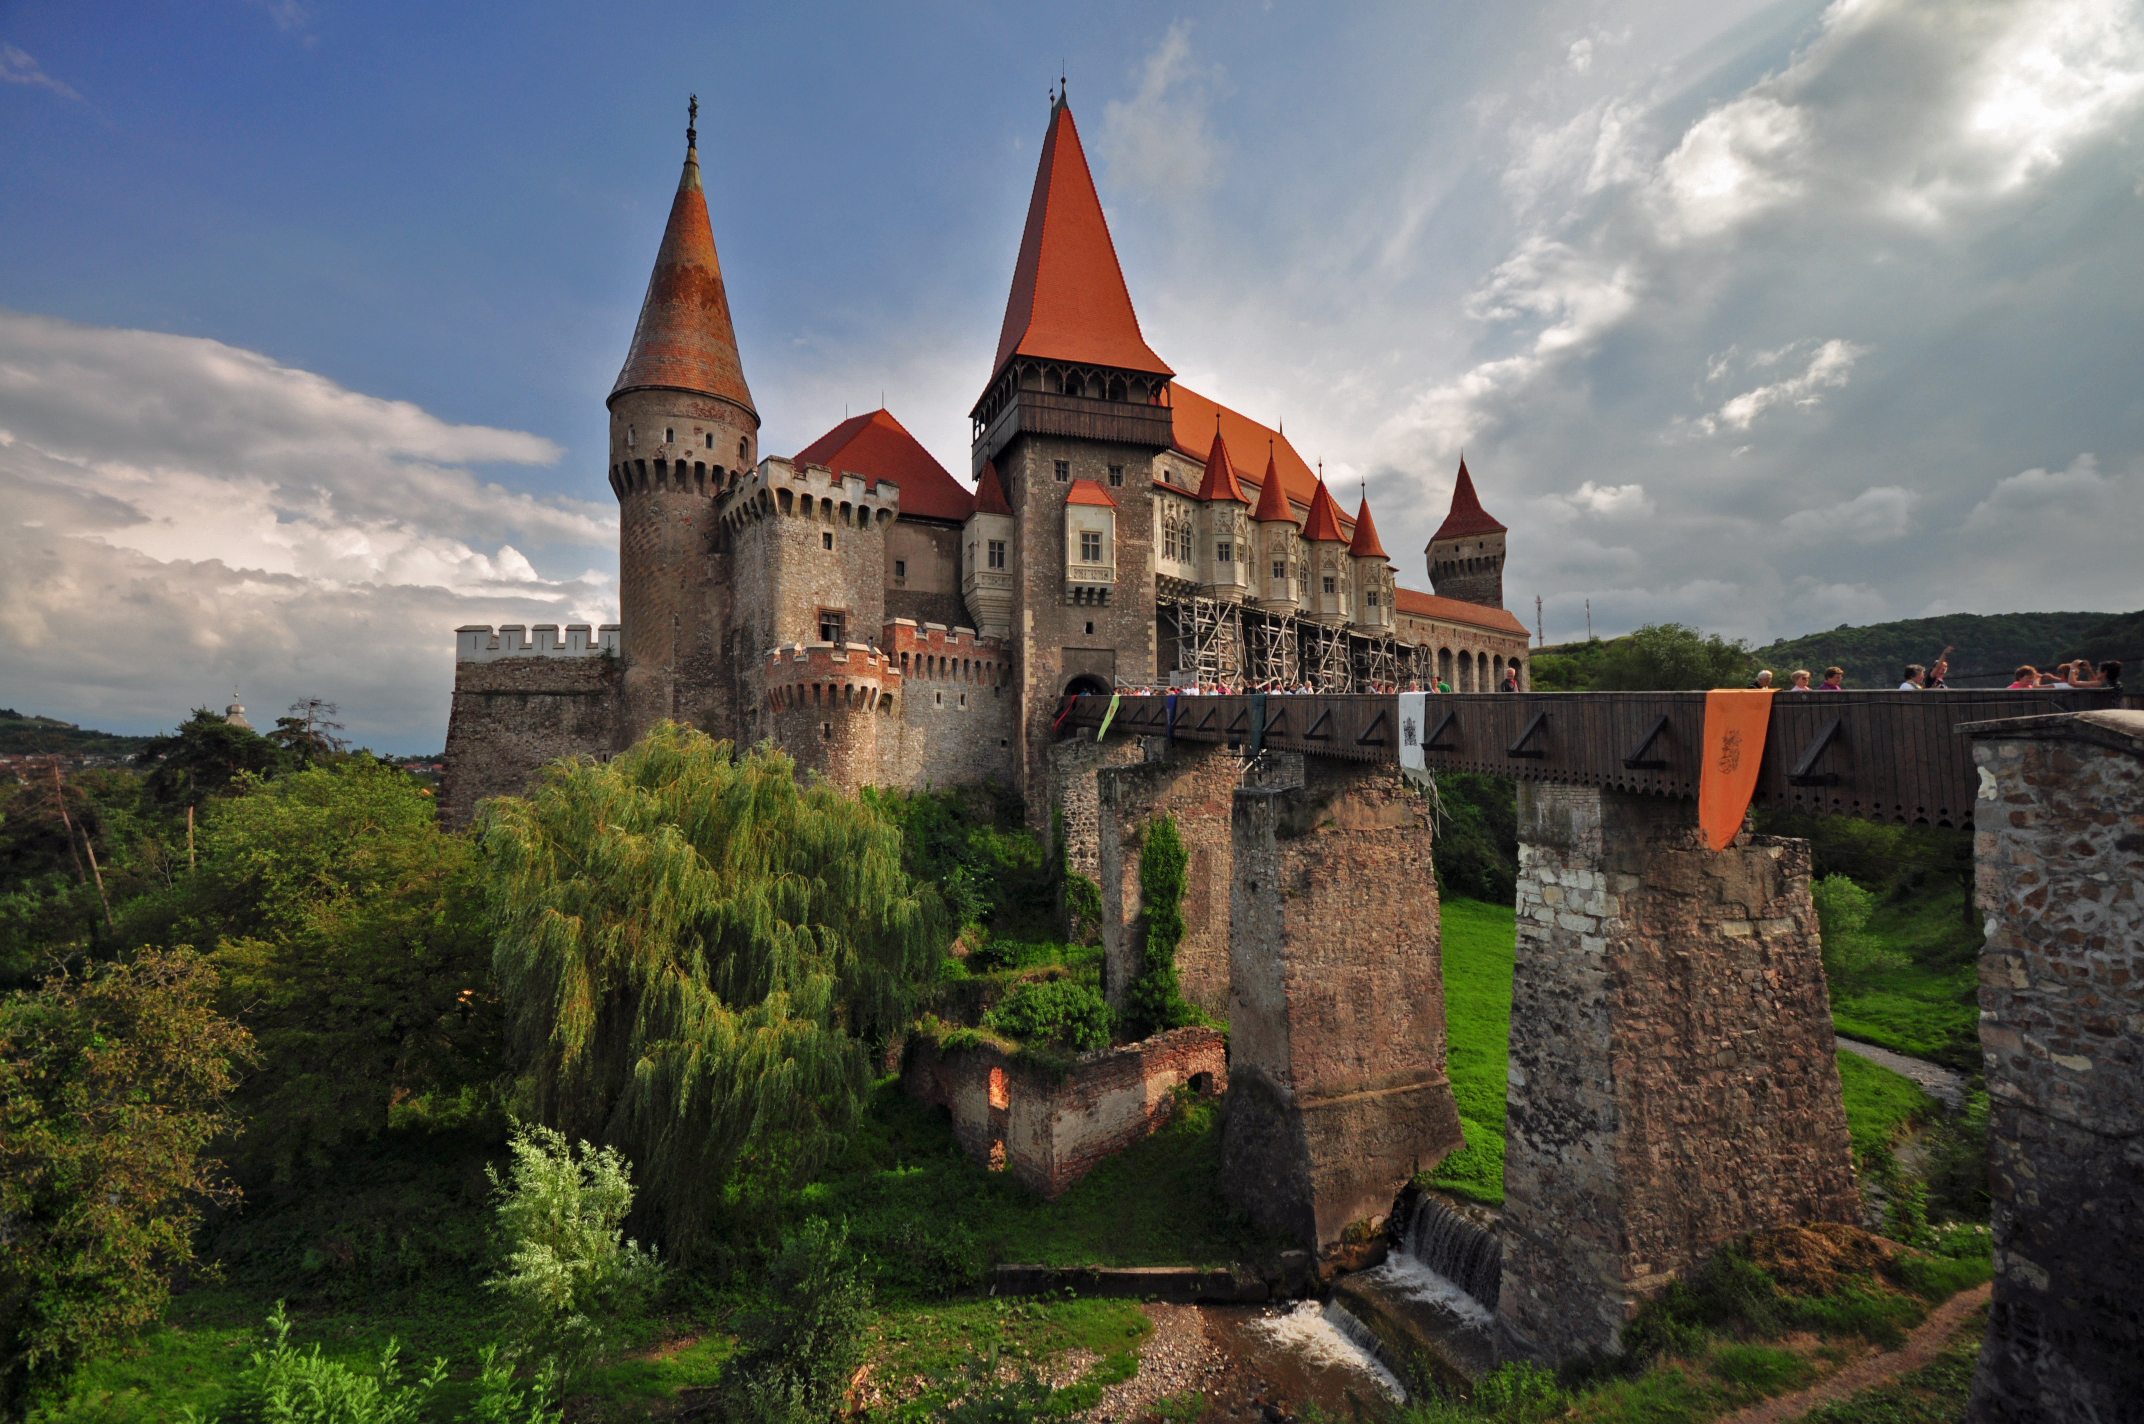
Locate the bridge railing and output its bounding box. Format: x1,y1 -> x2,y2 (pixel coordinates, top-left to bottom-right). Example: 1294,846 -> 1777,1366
1059,688 -> 2138,827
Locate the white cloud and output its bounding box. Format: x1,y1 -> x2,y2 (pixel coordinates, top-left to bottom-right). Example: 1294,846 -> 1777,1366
1688,339 -> 1867,436
0,312 -> 614,751
1963,451 -> 2139,528
1101,21 -> 1224,202
1649,94 -> 1808,240
0,43 -> 80,100
1781,485 -> 1918,543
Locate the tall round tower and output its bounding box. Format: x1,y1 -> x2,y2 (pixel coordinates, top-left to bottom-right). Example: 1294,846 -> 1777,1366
1424,456 -> 1507,610
608,99 -> 759,742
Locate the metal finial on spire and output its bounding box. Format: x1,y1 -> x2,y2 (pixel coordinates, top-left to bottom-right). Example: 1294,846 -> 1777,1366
687,94 -> 698,149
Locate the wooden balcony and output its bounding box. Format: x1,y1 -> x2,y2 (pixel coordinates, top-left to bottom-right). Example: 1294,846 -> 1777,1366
976,389 -> 1177,465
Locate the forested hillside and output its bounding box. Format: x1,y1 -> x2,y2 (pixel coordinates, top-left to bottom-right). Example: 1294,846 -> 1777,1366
0,709 -> 154,760
1752,610 -> 2123,685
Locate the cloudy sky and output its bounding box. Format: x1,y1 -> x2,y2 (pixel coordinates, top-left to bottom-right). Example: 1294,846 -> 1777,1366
3,0 -> 2140,750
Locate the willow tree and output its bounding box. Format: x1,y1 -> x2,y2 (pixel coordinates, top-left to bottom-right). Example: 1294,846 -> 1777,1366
484,726 -> 943,1245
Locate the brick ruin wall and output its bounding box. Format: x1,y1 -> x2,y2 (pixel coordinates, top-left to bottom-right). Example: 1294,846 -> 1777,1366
441,654 -> 620,828
1222,759 -> 1465,1251
1966,717 -> 2143,1424
1096,740 -> 1248,1018
904,1026 -> 1227,1198
1498,783 -> 1858,1364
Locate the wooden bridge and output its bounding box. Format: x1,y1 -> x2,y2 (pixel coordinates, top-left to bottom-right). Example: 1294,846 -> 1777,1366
1060,687 -> 2137,826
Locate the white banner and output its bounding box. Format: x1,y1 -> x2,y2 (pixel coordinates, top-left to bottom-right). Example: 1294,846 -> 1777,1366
1398,691 -> 1432,789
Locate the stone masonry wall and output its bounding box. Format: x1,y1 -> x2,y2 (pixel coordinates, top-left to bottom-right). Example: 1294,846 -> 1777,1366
442,656 -> 620,828
1096,740 -> 1244,1017
1964,711 -> 2143,1424
1222,759 -> 1466,1252
1498,784 -> 1857,1364
1048,733 -> 1148,885
904,1026 -> 1227,1198
884,620 -> 1017,790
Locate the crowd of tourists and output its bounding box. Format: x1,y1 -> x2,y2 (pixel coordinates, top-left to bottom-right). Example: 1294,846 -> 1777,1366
1107,672 -> 1520,697
1749,648 -> 2122,693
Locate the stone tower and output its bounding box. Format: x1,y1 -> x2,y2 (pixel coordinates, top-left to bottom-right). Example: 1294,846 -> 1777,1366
1425,457 -> 1507,610
969,92 -> 1177,813
607,101 -> 759,743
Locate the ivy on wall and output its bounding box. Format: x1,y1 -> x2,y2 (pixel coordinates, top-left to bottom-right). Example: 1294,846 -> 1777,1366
1125,812 -> 1193,1040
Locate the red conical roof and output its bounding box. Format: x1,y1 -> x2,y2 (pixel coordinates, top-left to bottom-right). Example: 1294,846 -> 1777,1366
611,136 -> 756,416
1349,497 -> 1389,559
1301,479 -> 1350,543
1253,445 -> 1297,524
1195,428 -> 1248,503
973,459 -> 1013,516
1430,457 -> 1506,540
793,408 -> 974,522
984,100 -> 1172,395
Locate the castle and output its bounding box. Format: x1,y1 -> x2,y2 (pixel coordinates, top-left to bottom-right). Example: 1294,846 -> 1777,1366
443,96 -> 1530,824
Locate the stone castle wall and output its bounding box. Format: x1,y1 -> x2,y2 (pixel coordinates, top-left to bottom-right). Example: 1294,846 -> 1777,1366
442,644 -> 621,828
883,620 -> 1016,790
764,641 -> 897,790
1096,740 -> 1244,1017
1964,711 -> 2143,1424
904,1026 -> 1227,1198
1497,784 -> 1857,1364
1047,734 -> 1149,886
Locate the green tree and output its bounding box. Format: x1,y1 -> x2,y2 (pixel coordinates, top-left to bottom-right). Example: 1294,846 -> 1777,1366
713,1218 -> 873,1424
0,947 -> 253,1406
983,979 -> 1113,1052
136,710 -> 291,806
484,1122 -> 663,1386
1592,622 -> 1756,690
484,726 -> 944,1247
1811,873 -> 1907,994
128,758 -> 499,1185
1124,813 -> 1193,1040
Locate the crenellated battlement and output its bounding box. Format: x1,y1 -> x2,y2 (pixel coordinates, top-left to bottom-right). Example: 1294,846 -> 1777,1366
457,623 -> 622,662
763,640 -> 900,713
717,456 -> 903,533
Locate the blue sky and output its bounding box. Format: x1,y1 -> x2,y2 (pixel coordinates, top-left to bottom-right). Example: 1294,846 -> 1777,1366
3,0 -> 2141,750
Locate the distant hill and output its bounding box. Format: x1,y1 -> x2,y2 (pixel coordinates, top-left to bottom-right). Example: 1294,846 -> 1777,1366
1752,611 -> 2126,687
0,709 -> 156,760
2060,610 -> 2144,668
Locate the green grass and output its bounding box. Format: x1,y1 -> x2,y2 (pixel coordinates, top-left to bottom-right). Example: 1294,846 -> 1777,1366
1836,1051 -> 1942,1161
1828,891 -> 1983,1072
861,1294 -> 1151,1420
1426,897 -> 1517,1206
1795,1304 -> 1990,1424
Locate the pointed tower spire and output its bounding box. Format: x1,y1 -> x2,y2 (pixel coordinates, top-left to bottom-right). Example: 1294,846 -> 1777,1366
1431,455 -> 1506,540
1348,496 -> 1389,559
611,102 -> 756,416
1301,478 -> 1349,544
1253,445 -> 1296,524
973,458 -> 1013,516
983,100 -> 1172,393
1195,426 -> 1248,503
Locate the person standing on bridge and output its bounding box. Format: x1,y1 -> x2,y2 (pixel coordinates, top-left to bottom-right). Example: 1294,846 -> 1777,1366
2009,665 -> 2040,689
1751,669 -> 1775,688
1821,666 -> 1845,690
1501,667 -> 1519,692
1789,670 -> 1813,691
1899,664 -> 1926,690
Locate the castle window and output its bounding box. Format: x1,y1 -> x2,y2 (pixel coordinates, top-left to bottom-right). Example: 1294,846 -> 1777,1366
1108,464 -> 1124,487
988,539 -> 1006,570
1216,541 -> 1233,565
1273,560 -> 1285,580
739,438 -> 749,462
705,432 -> 714,449
664,428 -> 675,444
1366,591 -> 1380,608
822,722 -> 832,740
894,559 -> 907,579
1323,576 -> 1336,594
819,610 -> 846,644
1054,459 -> 1070,482
1080,531 -> 1102,563
823,531 -> 834,550
935,691 -> 944,706
626,426 -> 636,447
1085,621 -> 1095,635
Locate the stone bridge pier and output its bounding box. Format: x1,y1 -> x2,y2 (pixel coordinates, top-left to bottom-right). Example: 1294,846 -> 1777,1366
1962,710 -> 2142,1424
1222,759 -> 1466,1252
1497,784 -> 1858,1364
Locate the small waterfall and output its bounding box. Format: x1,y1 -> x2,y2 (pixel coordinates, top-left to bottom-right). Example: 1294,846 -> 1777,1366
1394,1191 -> 1502,1312
1249,1300 -> 1409,1403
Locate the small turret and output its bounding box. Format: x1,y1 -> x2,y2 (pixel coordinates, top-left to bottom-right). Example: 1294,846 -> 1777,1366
1251,444 -> 1300,613
963,461 -> 1017,639
1425,456 -> 1507,610
1194,426 -> 1250,600
1348,496 -> 1394,634
1300,477 -> 1352,626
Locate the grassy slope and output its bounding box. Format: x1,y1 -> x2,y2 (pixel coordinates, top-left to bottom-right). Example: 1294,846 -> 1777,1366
1827,886 -> 1984,1071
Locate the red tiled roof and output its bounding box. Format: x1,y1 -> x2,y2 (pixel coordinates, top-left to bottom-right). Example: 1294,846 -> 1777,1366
1252,447 -> 1297,525
1430,457 -> 1507,541
612,140 -> 756,415
792,408 -> 975,522
986,101 -> 1172,390
1348,498 -> 1388,560
1194,428 -> 1248,504
1066,478 -> 1118,508
1166,385 -> 1321,514
1301,479 -> 1350,543
1393,587 -> 1531,637
973,459 -> 1012,516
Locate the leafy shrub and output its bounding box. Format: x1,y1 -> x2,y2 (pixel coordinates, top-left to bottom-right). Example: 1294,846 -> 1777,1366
1591,623 -> 1755,691
713,1218 -> 874,1424
1813,874 -> 1906,992
484,1122 -> 664,1385
1124,814 -> 1194,1039
1429,773 -> 1517,905
983,979 -> 1113,1052
0,947 -> 252,1408
853,1216 -> 987,1298
1923,1092 -> 1991,1223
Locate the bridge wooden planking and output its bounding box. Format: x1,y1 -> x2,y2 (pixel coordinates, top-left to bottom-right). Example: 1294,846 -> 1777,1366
1061,688 -> 2136,827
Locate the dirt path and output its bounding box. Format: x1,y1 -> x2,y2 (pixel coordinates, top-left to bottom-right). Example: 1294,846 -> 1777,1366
1719,1281 -> 1991,1424
1835,1034 -> 1969,1114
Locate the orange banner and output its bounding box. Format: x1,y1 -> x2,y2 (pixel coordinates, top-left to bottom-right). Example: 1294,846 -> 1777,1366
1699,688 -> 1776,851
